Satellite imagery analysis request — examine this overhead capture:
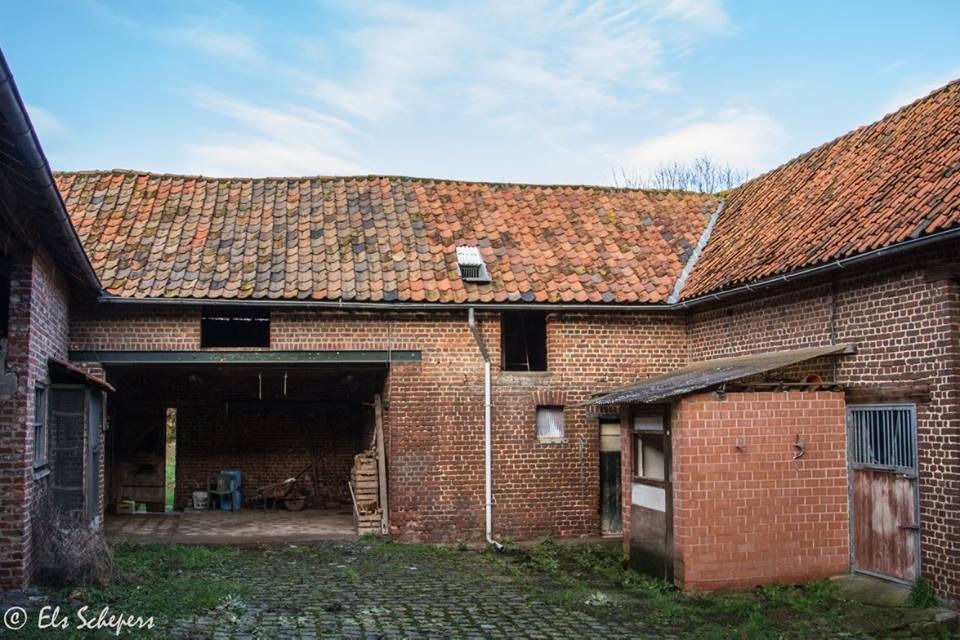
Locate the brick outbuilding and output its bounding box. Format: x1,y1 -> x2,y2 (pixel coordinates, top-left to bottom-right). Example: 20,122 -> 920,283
0,48 -> 957,605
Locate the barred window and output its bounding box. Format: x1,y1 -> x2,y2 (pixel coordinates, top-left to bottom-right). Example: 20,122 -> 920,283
849,404 -> 916,471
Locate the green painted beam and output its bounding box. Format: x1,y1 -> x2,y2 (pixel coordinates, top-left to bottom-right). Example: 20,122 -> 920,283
68,350 -> 421,364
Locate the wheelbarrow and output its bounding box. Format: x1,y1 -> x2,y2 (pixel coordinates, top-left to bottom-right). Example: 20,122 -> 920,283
255,461 -> 314,511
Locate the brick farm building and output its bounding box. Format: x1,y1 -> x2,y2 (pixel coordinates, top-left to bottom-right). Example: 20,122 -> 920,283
0,49 -> 957,602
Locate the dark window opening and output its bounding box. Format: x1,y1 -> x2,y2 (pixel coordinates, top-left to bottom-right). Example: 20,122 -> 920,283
501,311 -> 547,371
201,306 -> 270,348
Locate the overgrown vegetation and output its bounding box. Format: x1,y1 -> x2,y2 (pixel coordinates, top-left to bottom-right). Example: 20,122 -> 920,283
35,502 -> 115,588
86,542 -> 244,622
909,576 -> 939,608
489,539 -> 918,638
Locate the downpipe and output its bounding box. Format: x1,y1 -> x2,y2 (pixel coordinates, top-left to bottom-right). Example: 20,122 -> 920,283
468,308 -> 504,551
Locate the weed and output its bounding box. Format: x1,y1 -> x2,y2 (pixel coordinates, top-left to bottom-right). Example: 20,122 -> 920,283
908,577 -> 938,608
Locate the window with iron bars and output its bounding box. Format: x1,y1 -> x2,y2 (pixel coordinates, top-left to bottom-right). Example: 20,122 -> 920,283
848,404 -> 917,472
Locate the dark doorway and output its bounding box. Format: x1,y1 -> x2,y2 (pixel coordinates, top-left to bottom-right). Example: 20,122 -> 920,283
105,364 -> 385,515
599,420 -> 622,535
165,408 -> 177,511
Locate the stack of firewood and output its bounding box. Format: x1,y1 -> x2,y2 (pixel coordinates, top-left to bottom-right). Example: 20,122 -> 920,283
350,450 -> 381,534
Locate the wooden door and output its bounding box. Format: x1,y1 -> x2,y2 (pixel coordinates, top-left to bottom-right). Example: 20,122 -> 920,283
599,421 -> 622,535
628,408 -> 673,581
848,405 -> 919,583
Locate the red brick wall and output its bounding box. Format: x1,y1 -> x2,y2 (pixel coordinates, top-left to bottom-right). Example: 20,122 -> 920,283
686,244 -> 960,602
175,409 -> 372,510
0,248 -> 74,588
671,391 -> 849,591
71,306 -> 688,541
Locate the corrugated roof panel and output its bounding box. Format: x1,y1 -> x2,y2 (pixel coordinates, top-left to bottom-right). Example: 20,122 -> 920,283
582,344 -> 855,406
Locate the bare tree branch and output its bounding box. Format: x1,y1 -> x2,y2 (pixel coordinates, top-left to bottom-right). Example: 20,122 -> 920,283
608,156 -> 749,193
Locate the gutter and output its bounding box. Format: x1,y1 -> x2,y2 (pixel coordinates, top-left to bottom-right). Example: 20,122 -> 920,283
0,50 -> 101,293
467,307 -> 503,551
673,225 -> 960,309
96,296 -> 675,312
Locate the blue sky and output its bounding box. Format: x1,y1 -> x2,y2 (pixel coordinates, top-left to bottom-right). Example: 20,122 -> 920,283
3,1 -> 959,185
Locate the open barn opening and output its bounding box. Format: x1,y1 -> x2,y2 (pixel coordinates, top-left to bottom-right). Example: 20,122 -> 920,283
103,363 -> 386,541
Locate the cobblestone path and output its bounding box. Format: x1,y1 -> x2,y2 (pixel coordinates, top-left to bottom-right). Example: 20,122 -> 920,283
169,540 -> 670,639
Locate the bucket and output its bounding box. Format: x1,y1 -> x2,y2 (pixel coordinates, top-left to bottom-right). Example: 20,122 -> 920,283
192,491 -> 209,510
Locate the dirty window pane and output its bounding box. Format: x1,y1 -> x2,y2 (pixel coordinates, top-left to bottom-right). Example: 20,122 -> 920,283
536,406 -> 564,438
33,386 -> 47,467
635,434 -> 665,480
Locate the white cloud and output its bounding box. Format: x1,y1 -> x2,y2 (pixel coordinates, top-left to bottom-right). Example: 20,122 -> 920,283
76,1 -> 740,182
186,139 -> 362,177
303,1 -> 731,124
25,104 -> 66,138
611,109 -> 787,175
182,90 -> 364,177
306,4 -> 468,122
165,25 -> 263,62
657,0 -> 732,31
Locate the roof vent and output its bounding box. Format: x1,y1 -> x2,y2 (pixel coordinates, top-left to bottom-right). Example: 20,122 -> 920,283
456,246 -> 490,283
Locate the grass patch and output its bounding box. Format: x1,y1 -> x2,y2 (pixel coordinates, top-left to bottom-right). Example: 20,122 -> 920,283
908,577 -> 938,608
66,544 -> 241,638
500,539 -> 871,638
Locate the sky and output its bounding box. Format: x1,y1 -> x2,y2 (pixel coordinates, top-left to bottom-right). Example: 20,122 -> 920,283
2,0 -> 959,186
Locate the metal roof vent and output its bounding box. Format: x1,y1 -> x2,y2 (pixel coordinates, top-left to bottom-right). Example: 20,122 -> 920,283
456,246 -> 490,283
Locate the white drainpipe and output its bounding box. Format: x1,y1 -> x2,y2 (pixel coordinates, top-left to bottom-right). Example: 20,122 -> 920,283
468,307 -> 504,550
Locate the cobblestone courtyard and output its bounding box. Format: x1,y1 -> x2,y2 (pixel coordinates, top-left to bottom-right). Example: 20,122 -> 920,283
169,540 -> 653,639
4,539 -> 951,639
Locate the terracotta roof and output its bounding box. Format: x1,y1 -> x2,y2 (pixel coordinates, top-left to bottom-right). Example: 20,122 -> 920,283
680,79 -> 960,299
55,171 -> 717,304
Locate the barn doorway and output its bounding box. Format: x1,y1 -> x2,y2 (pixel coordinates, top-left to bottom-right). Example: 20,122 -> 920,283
848,404 -> 920,583
104,364 -> 385,534
599,419 -> 622,535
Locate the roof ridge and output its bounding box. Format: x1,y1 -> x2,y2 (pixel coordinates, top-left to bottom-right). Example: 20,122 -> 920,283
52,168 -> 718,196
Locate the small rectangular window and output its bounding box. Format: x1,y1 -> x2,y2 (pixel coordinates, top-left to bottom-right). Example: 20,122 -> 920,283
634,414 -> 665,481
501,311 -> 547,371
201,306 -> 270,348
634,434 -> 665,480
849,404 -> 917,471
536,406 -> 564,440
33,385 -> 47,468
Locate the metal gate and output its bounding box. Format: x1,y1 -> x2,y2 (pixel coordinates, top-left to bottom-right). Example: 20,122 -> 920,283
848,404 -> 920,583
